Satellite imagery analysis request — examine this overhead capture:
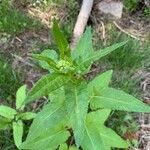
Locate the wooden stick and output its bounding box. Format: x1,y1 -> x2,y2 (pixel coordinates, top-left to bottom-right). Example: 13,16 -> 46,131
71,0 -> 94,49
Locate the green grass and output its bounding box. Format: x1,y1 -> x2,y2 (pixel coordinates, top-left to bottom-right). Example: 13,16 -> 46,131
0,0 -> 42,35
0,129 -> 16,150
0,58 -> 22,103
144,8 -> 150,19
123,0 -> 138,12
94,24 -> 149,94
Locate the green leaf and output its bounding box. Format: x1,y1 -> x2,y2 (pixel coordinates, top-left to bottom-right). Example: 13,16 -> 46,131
18,112 -> 36,120
0,105 -> 17,119
25,73 -> 70,103
88,70 -> 113,95
99,126 -> 128,149
81,124 -> 107,150
32,53 -> 58,72
90,87 -> 150,112
77,41 -> 127,73
69,146 -> 78,150
38,49 -> 58,72
49,87 -> 65,103
84,41 -> 127,64
0,117 -> 11,130
59,144 -> 78,150
72,27 -> 93,61
52,20 -> 70,58
59,143 -> 68,150
98,126 -> 128,149
64,83 -> 89,147
20,125 -> 70,150
81,111 -> 128,150
13,120 -> 23,149
16,85 -> 26,110
87,109 -> 111,125
20,100 -> 69,150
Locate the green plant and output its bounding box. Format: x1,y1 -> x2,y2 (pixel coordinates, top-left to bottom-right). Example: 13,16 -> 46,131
144,8 -> 150,18
0,85 -> 36,149
0,58 -> 22,100
5,21 -> 150,150
123,0 -> 139,12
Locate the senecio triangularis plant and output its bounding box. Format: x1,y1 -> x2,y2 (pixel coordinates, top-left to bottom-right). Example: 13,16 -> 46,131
1,20 -> 150,150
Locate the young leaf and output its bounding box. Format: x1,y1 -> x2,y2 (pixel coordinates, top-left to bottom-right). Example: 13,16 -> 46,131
76,41 -> 127,73
13,120 -> 23,149
25,73 -> 70,103
31,54 -> 58,72
38,49 -> 58,72
88,70 -> 113,95
72,27 -> 93,61
52,20 -> 70,58
64,83 -> 89,147
20,96 -> 69,150
0,105 -> 17,119
16,85 -> 26,110
90,87 -> 150,112
18,112 -> 36,120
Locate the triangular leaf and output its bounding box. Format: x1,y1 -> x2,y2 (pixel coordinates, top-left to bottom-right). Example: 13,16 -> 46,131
64,83 -> 89,147
0,105 -> 17,119
81,111 -> 128,150
13,120 -> 23,149
20,125 -> 70,150
16,85 -> 26,110
20,95 -> 69,150
52,20 -> 70,58
90,87 -> 150,112
88,70 -> 113,95
25,73 -> 70,103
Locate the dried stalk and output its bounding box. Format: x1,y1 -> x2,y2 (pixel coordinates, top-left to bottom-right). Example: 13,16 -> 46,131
71,0 -> 94,49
